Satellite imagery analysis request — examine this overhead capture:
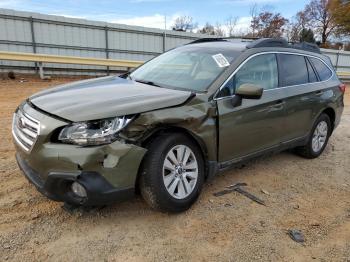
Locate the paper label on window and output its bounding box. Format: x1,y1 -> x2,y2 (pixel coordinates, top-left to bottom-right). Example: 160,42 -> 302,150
212,53 -> 230,67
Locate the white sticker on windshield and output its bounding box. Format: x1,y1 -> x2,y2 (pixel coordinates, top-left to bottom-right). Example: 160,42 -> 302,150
212,53 -> 230,67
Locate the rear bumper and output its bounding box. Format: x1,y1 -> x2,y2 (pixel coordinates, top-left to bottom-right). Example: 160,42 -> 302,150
16,153 -> 134,206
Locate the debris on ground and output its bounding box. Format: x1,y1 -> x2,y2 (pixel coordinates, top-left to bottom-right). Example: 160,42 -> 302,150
214,183 -> 266,206
261,189 -> 270,195
213,182 -> 247,197
293,204 -> 300,209
288,229 -> 305,243
31,213 -> 40,220
310,222 -> 320,227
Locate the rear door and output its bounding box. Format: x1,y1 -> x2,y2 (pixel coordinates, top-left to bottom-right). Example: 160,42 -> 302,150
278,53 -> 334,141
216,53 -> 287,163
277,53 -> 314,141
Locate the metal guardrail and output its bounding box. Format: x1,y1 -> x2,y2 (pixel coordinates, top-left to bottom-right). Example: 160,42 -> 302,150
338,72 -> 350,76
0,51 -> 143,78
0,51 -> 143,68
337,71 -> 350,82
0,50 -> 349,80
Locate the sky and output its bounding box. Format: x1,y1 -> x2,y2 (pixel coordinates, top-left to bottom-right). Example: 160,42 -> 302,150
0,0 -> 310,33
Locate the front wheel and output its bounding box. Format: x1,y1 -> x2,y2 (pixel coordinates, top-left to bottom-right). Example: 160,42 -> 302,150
296,113 -> 331,159
139,133 -> 204,213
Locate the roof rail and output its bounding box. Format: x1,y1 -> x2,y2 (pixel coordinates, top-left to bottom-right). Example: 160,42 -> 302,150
246,38 -> 289,49
246,38 -> 321,54
292,42 -> 321,54
187,38 -> 226,44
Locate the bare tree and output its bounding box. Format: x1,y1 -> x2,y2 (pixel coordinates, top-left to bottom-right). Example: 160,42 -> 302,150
304,0 -> 336,44
199,22 -> 215,35
253,11 -> 288,38
249,3 -> 259,37
225,16 -> 238,37
172,16 -> 197,32
214,22 -> 225,37
288,11 -> 308,42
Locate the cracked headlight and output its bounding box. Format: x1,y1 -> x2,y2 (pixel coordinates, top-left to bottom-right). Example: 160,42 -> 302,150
58,116 -> 133,146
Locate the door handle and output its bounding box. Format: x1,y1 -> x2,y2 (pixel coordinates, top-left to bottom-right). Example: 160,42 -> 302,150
270,100 -> 285,110
315,90 -> 323,96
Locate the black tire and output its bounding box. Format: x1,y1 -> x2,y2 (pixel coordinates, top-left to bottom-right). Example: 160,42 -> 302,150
139,132 -> 205,213
296,113 -> 331,159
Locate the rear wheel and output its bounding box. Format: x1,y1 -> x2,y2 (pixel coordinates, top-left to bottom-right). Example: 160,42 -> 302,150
296,113 -> 331,159
140,133 -> 204,212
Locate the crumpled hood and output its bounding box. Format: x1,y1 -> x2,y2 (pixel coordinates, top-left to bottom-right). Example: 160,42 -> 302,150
29,76 -> 192,121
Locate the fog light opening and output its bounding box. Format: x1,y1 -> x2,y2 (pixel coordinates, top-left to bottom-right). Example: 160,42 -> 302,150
71,182 -> 87,198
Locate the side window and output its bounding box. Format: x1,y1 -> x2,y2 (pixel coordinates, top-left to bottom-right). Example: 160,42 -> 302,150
305,57 -> 318,83
278,54 -> 308,86
217,54 -> 278,98
309,57 -> 332,81
234,54 -> 278,91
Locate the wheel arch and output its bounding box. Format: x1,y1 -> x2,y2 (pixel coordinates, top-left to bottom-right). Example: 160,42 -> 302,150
142,125 -> 209,162
134,125 -> 210,191
320,107 -> 336,133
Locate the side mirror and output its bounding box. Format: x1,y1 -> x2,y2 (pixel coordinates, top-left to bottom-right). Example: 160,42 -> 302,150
235,83 -> 263,99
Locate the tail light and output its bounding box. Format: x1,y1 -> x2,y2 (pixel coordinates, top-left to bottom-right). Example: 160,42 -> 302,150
339,83 -> 346,93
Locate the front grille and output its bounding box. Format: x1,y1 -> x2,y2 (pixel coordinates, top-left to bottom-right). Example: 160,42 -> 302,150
12,109 -> 40,152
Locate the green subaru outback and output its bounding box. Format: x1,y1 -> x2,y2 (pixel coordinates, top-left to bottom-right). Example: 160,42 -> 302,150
13,38 -> 345,212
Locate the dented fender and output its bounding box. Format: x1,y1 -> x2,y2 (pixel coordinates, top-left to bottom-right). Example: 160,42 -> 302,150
121,96 -> 218,162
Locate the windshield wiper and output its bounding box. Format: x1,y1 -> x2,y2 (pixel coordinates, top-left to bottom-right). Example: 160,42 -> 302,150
134,78 -> 162,87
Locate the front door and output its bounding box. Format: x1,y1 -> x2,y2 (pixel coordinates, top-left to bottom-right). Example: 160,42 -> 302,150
216,53 -> 286,163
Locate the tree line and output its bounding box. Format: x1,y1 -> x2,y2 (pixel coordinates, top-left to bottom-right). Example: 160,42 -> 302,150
172,0 -> 350,50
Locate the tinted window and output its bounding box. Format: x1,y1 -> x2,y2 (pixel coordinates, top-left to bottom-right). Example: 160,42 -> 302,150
309,57 -> 332,81
278,54 -> 308,86
306,57 -> 318,82
218,54 -> 278,97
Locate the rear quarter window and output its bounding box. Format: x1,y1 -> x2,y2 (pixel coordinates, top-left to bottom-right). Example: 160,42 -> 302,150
278,54 -> 309,86
309,57 -> 333,81
306,57 -> 318,83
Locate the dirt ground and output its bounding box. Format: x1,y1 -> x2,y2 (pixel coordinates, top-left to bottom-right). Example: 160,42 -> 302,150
0,75 -> 349,262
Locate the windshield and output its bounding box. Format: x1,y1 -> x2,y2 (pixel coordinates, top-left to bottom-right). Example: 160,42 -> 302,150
130,45 -> 239,92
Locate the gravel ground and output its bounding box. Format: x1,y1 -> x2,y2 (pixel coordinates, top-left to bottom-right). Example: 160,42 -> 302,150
0,75 -> 349,262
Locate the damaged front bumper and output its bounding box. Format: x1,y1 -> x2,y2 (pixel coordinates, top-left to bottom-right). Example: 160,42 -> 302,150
13,103 -> 147,206
16,153 -> 135,205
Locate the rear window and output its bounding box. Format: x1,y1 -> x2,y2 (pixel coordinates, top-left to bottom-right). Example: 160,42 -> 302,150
278,54 -> 308,86
309,57 -> 332,81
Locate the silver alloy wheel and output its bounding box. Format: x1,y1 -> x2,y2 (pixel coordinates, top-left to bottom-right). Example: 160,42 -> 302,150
312,120 -> 328,153
162,145 -> 198,199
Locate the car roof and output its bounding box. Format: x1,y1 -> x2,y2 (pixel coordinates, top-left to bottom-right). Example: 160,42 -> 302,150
186,38 -> 323,56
